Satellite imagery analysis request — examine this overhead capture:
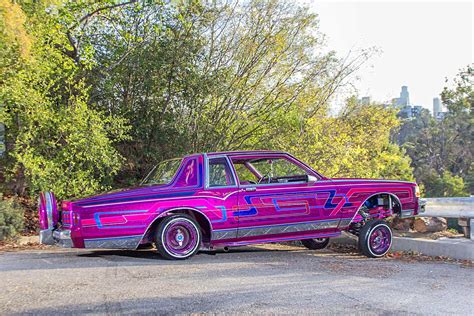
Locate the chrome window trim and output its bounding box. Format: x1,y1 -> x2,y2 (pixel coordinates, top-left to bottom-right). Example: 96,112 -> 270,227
239,181 -> 309,188
230,154 -> 313,188
228,152 -> 320,179
204,154 -> 239,189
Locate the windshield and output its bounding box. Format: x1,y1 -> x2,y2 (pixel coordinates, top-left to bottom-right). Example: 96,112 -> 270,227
141,158 -> 182,186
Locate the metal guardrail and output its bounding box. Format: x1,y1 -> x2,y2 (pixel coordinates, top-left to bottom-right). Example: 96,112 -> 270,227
421,197 -> 474,240
422,197 -> 474,218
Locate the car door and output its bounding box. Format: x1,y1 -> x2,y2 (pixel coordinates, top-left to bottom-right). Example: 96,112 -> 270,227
230,154 -> 342,240
203,155 -> 240,241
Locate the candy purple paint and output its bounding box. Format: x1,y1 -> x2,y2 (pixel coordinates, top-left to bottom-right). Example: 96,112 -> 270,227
38,150 -> 424,259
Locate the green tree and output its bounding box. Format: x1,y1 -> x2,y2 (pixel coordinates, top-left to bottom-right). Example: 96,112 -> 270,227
0,0 -> 415,202
251,96 -> 414,180
0,0 -> 129,199
0,193 -> 24,240
80,0 -> 373,182
402,64 -> 473,196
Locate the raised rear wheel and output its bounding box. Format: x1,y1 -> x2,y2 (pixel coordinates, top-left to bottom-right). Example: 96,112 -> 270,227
301,237 -> 330,250
155,214 -> 202,260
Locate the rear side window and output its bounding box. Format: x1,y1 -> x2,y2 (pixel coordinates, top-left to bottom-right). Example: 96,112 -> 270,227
208,157 -> 236,187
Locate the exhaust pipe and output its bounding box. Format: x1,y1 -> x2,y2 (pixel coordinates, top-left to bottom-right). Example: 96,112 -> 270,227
223,246 -> 230,252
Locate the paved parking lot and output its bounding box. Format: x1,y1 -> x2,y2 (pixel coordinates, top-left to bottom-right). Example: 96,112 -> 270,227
0,244 -> 473,315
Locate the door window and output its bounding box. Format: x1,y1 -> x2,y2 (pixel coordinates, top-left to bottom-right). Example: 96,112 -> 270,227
208,157 -> 236,187
232,157 -> 309,185
233,163 -> 260,185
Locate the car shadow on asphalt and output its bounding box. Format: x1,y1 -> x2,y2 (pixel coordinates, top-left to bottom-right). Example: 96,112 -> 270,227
76,246 -> 285,260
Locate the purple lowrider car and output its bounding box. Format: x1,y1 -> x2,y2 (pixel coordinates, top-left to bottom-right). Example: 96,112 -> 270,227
38,150 -> 424,259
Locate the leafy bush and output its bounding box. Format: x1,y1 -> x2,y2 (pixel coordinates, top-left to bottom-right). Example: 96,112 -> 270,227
421,170 -> 469,197
0,194 -> 24,240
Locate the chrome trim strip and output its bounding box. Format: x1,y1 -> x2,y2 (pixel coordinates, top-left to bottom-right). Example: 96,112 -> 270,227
203,153 -> 209,188
213,230 -> 238,240
222,232 -> 342,247
212,219 -> 340,240
338,218 -> 352,228
84,235 -> 143,249
239,181 -> 308,188
400,209 -> 416,218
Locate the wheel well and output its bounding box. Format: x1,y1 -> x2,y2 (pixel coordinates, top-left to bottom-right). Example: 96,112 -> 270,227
145,209 -> 212,245
362,193 -> 402,215
347,193 -> 402,236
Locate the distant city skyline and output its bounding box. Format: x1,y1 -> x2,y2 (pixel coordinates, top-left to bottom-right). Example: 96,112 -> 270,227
306,1 -> 473,111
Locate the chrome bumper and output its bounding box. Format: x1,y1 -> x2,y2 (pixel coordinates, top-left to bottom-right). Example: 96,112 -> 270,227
39,228 -> 72,248
399,199 -> 426,218
418,198 -> 426,213
39,229 -> 55,245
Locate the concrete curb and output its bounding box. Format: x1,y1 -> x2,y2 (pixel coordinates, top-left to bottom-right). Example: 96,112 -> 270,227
391,236 -> 474,261
330,234 -> 474,261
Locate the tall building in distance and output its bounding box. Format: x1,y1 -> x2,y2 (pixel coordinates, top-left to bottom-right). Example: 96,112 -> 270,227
358,86 -> 448,121
397,86 -> 410,107
391,86 -> 425,119
392,86 -> 410,108
433,97 -> 441,118
358,96 -> 371,105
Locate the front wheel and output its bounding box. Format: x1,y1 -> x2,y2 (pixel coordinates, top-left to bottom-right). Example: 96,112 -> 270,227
301,237 -> 330,250
358,220 -> 392,258
155,215 -> 202,260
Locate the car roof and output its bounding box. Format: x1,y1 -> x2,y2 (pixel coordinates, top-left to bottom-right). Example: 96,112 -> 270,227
181,150 -> 325,179
170,150 -> 289,161
204,150 -> 288,157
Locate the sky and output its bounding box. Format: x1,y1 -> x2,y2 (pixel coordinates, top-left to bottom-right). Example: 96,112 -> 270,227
305,0 -> 473,112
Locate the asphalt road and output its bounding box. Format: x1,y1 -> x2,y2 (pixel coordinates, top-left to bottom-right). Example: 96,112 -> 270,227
0,244 -> 473,315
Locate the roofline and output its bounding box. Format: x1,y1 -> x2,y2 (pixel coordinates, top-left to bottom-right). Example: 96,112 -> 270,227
181,150 -> 327,180
205,150 -> 288,157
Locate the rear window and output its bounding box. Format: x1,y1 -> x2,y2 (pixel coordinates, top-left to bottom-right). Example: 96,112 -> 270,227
141,159 -> 182,186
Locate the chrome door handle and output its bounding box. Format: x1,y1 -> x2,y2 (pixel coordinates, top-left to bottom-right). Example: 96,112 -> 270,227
244,187 -> 256,192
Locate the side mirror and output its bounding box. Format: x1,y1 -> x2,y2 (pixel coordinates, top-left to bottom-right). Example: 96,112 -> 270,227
306,174 -> 317,184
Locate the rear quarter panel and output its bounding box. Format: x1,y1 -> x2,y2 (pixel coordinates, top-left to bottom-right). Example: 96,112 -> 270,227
322,179 -> 417,227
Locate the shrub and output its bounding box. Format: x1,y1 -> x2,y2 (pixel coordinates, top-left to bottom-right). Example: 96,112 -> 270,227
0,194 -> 24,240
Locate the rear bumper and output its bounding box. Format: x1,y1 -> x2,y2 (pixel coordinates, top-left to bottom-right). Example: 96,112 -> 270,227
39,228 -> 72,248
418,198 -> 426,214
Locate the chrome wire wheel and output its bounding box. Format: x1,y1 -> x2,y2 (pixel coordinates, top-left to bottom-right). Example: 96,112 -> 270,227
156,215 -> 201,260
368,225 -> 391,256
358,220 -> 392,258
